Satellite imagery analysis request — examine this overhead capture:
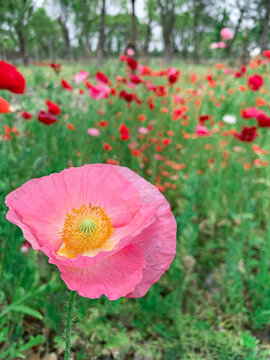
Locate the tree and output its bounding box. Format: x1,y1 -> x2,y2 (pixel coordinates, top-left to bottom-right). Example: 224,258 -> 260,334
157,0 -> 178,64
97,0 -> 106,65
261,0 -> 270,52
143,0 -> 157,57
0,0 -> 34,64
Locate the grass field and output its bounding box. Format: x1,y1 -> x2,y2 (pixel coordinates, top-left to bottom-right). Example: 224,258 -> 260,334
1,57 -> 270,359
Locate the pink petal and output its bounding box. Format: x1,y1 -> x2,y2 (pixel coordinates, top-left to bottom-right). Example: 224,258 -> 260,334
5,165 -> 141,252
58,244 -> 146,300
115,166 -> 177,297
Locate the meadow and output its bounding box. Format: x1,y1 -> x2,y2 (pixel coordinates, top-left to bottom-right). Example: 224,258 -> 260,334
1,56 -> 270,359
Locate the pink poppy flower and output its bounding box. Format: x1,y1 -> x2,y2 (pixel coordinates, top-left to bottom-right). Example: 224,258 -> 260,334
87,128 -> 100,137
74,71 -> 89,84
5,164 -> 176,300
139,127 -> 148,134
220,28 -> 233,41
127,48 -> 135,56
88,82 -> 110,100
210,42 -> 219,49
218,41 -> 226,49
196,125 -> 211,137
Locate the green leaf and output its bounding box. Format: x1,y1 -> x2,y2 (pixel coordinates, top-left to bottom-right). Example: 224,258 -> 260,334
10,305 -> 43,320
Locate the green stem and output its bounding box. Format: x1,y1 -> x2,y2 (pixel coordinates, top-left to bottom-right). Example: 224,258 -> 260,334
64,291 -> 76,360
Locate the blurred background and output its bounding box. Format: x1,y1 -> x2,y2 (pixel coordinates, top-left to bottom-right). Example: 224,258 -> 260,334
0,0 -> 268,65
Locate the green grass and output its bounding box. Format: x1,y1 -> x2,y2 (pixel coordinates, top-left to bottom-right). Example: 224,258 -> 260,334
1,59 -> 270,359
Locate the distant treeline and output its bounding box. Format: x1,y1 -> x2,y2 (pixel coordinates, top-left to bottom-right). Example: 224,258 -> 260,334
0,0 -> 269,65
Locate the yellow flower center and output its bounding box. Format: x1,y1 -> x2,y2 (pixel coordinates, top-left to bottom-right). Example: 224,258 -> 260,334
58,204 -> 114,258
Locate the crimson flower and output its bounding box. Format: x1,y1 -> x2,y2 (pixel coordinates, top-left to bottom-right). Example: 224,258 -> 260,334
167,68 -> 180,85
96,72 -> 109,84
21,111 -> 32,120
50,63 -> 61,73
61,79 -> 72,91
38,110 -> 58,125
248,74 -> 263,91
234,125 -> 258,142
0,61 -> 26,94
46,99 -> 61,115
262,50 -> 270,58
256,112 -> 270,127
119,123 -> 130,141
241,107 -> 262,119
126,57 -> 138,70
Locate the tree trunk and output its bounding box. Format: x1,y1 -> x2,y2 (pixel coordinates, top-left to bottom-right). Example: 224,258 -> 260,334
17,29 -> 28,65
192,0 -> 200,63
261,0 -> 270,52
97,0 -> 106,65
143,22 -> 152,57
163,39 -> 172,65
130,0 -> 137,52
227,5 -> 245,55
58,17 -> 72,61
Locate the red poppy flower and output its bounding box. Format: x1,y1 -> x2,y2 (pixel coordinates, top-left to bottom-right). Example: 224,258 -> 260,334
103,142 -> 112,151
119,123 -> 130,141
0,97 -> 12,113
199,115 -> 211,122
61,79 -> 72,91
38,110 -> 58,125
248,74 -> 263,91
241,107 -> 262,119
256,112 -> 270,127
0,61 -> 26,94
96,71 -> 109,84
167,68 -> 180,85
50,63 -> 61,73
130,74 -> 141,84
234,125 -> 258,142
119,90 -> 133,102
21,111 -> 32,120
46,99 -> 61,115
126,57 -> 138,70
263,50 -> 270,58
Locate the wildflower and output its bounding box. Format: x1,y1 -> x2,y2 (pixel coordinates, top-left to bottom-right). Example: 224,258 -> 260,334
61,79 -> 72,91
126,57 -> 138,70
74,71 -> 89,84
50,63 -> 61,73
196,125 -> 211,137
248,74 -> 263,91
222,114 -> 237,124
241,107 -> 262,119
139,127 -> 148,134
88,82 -> 110,100
96,72 -> 109,84
0,61 -> 26,94
103,142 -> 112,151
6,165 -> 176,299
126,48 -> 135,56
21,110 -> 32,119
220,28 -> 233,40
167,68 -> 180,85
262,50 -> 270,58
87,128 -> 100,137
256,112 -> 270,127
0,97 -> 12,113
234,125 -> 258,142
38,110 -> 58,125
66,122 -> 75,131
119,123 -> 130,141
46,100 -> 61,115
